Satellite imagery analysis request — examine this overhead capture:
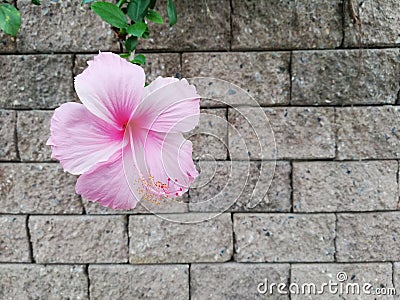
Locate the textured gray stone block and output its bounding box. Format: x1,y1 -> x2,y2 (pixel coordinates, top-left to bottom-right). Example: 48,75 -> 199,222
129,213 -> 233,263
186,108 -> 228,160
232,0 -> 342,49
344,0 -> 400,47
189,161 -> 291,212
29,216 -> 128,263
17,0 -> 119,52
291,263 -> 394,300
140,0 -> 230,50
292,49 -> 400,105
336,107 -> 400,159
0,55 -> 74,109
17,110 -> 53,161
234,213 -> 336,262
337,212 -> 400,262
89,265 -> 189,300
0,110 -> 17,160
182,52 -> 290,106
191,263 -> 290,300
228,107 -> 335,159
0,163 -> 82,214
0,216 -> 30,262
0,264 -> 88,299
293,161 -> 399,212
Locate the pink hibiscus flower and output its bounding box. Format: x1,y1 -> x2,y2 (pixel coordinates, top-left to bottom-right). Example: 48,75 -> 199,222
47,52 -> 200,209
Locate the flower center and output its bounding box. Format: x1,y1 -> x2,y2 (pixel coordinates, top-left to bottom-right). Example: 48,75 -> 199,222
134,175 -> 184,205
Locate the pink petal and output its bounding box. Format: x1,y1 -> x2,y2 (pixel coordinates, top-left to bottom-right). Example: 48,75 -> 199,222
75,52 -> 145,127
131,128 -> 199,200
134,77 -> 200,133
75,144 -> 140,210
47,102 -> 123,175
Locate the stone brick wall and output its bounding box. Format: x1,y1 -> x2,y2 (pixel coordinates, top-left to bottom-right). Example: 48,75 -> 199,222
1,0 -> 400,299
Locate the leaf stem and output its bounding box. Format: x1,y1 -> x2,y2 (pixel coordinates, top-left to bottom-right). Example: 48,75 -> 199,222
116,0 -> 126,8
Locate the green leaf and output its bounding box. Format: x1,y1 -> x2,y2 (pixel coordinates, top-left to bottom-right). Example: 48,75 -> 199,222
81,0 -> 94,4
119,53 -> 130,58
125,36 -> 138,52
167,0 -> 177,26
146,10 -> 163,24
126,22 -> 147,37
0,4 -> 21,37
149,0 -> 156,9
142,26 -> 150,39
91,2 -> 127,29
127,0 -> 150,22
31,0 -> 41,5
131,54 -> 146,65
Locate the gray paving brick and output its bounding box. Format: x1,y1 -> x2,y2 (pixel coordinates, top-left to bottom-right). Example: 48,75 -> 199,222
189,161 -> 291,212
234,213 -> 336,262
0,110 -> 17,160
228,107 -> 335,160
89,265 -> 188,300
140,0 -> 230,50
0,264 -> 88,299
0,163 -> 82,214
232,0 -> 342,49
182,52 -> 290,106
344,0 -> 400,47
17,110 -> 53,161
292,49 -> 400,105
337,212 -> 400,262
336,107 -> 400,159
129,213 -> 233,263
29,216 -> 128,263
0,55 -> 74,109
17,0 -> 119,52
0,216 -> 30,262
191,263 -> 290,300
186,108 -> 228,160
293,161 -> 398,212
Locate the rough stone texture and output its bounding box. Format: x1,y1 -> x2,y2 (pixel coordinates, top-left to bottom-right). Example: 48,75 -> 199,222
232,0 -> 342,49
0,216 -> 30,262
336,107 -> 400,159
291,263 -> 394,300
191,263 -> 290,300
129,213 -> 233,263
337,212 -> 400,261
190,161 -> 291,212
228,107 -> 335,159
344,0 -> 400,47
89,265 -> 189,300
29,216 -> 128,263
74,53 -> 181,83
293,161 -> 398,212
17,110 -> 53,161
0,31 -> 16,53
0,55 -> 74,109
185,108 -> 228,160
292,49 -> 400,105
82,194 -> 188,214
392,263 -> 400,298
140,0 -> 230,50
17,0 -> 119,52
234,214 -> 336,262
0,163 -> 82,214
0,264 -> 88,299
182,52 -> 290,106
0,110 -> 18,160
